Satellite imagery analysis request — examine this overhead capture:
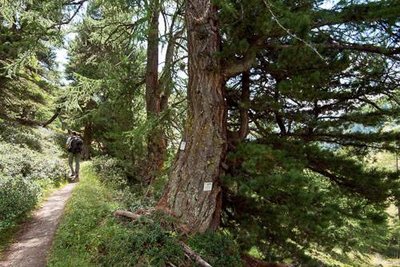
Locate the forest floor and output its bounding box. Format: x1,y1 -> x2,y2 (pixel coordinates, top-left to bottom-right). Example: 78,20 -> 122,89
0,183 -> 76,267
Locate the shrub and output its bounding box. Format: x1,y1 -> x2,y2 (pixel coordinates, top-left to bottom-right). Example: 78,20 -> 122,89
51,130 -> 70,156
0,142 -> 65,184
0,175 -> 40,231
91,156 -> 128,185
0,122 -> 42,152
188,231 -> 243,267
378,223 -> 400,259
91,155 -> 144,210
0,124 -> 66,235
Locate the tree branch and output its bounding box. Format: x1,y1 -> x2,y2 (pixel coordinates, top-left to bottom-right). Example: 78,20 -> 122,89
180,242 -> 212,267
222,37 -> 263,78
42,108 -> 61,127
323,41 -> 400,59
312,1 -> 400,28
48,0 -> 87,30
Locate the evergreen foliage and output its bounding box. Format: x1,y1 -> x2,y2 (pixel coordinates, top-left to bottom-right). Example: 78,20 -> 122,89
224,143 -> 390,264
60,0 -> 186,171
56,0 -> 400,264
1,0 -> 400,265
49,163 -> 187,267
0,0 -> 77,124
188,231 -> 242,267
219,0 -> 400,264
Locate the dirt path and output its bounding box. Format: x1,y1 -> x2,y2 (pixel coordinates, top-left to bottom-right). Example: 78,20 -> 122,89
0,183 -> 76,267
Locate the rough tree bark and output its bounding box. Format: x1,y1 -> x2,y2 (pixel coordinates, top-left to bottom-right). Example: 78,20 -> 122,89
157,0 -> 226,233
143,0 -> 167,184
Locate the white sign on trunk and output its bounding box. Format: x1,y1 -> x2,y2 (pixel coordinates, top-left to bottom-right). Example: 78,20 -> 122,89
180,141 -> 186,151
203,182 -> 213,191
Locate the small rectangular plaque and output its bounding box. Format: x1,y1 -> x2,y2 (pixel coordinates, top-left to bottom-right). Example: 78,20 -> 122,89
180,141 -> 186,150
203,182 -> 213,191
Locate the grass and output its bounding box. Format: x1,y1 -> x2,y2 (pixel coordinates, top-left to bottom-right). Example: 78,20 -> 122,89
48,162 -> 186,267
48,162 -> 224,267
47,162 -> 121,266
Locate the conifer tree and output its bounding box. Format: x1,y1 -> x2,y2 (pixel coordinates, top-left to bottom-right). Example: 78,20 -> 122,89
62,0 -> 186,165
0,0 -> 85,124
158,0 -> 400,254
48,0 -> 400,263
219,0 -> 400,263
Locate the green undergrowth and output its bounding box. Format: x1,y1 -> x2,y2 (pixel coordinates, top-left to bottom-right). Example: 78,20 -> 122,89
48,161 -> 242,267
48,162 -> 184,267
0,180 -> 66,254
0,123 -> 67,251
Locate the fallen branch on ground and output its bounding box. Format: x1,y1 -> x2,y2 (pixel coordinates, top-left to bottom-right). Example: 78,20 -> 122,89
114,207 -> 191,234
114,208 -> 155,220
180,241 -> 212,267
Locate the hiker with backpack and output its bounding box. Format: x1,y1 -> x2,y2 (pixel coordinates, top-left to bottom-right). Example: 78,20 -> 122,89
66,131 -> 83,180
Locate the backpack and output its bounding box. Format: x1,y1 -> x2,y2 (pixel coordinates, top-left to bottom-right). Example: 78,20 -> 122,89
68,136 -> 83,154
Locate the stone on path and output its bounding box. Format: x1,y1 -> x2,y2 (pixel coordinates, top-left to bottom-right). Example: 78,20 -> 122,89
0,183 -> 76,267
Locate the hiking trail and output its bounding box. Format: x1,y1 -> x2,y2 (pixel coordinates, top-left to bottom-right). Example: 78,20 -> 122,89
0,183 -> 76,267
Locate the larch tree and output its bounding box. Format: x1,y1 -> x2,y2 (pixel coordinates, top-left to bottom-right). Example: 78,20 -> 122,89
143,0 -> 185,184
62,0 -> 186,167
143,0 -> 165,184
158,0 -> 400,239
0,0 -> 86,124
158,0 -> 227,232
62,1 -> 147,161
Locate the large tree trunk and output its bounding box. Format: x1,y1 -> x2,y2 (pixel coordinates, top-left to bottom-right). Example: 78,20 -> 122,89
157,0 -> 226,233
143,0 -> 167,184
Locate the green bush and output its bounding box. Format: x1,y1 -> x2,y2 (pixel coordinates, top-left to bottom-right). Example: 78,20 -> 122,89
91,155 -> 129,185
51,130 -> 70,156
91,155 -> 155,216
0,142 -> 65,183
0,175 -> 40,231
0,124 -> 66,235
0,122 -> 42,152
379,223 -> 400,259
188,231 -> 243,267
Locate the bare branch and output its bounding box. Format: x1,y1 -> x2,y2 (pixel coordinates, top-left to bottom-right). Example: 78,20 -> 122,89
180,242 -> 212,267
48,0 -> 88,30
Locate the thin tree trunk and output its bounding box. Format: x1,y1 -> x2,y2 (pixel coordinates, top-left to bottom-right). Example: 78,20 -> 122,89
396,150 -> 400,220
239,71 -> 250,140
157,0 -> 226,233
144,0 -> 167,184
82,122 -> 93,160
42,108 -> 61,127
227,71 -> 250,149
